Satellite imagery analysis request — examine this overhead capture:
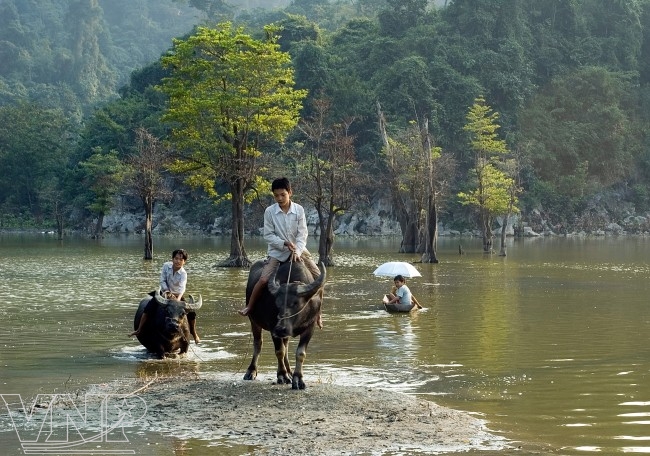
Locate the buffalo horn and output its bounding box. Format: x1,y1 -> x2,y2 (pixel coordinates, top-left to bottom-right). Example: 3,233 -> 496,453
296,262 -> 327,297
268,269 -> 281,295
268,262 -> 327,297
180,294 -> 203,311
153,288 -> 169,306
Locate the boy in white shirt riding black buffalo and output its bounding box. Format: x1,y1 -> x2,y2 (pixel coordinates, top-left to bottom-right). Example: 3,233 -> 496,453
238,177 -> 323,329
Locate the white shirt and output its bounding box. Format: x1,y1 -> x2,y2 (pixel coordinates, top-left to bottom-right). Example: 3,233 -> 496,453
264,201 -> 309,261
159,261 -> 187,296
396,284 -> 412,308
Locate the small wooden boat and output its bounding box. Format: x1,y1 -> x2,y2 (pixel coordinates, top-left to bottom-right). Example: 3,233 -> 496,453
382,294 -> 417,313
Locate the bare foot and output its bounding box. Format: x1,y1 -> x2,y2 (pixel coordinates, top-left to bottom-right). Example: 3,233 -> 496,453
238,307 -> 251,316
129,330 -> 139,337
194,335 -> 201,344
317,315 -> 323,329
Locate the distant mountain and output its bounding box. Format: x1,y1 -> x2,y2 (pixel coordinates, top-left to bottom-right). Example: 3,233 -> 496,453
0,0 -> 203,116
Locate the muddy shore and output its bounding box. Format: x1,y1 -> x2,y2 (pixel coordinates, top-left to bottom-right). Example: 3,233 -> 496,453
86,371 -> 512,455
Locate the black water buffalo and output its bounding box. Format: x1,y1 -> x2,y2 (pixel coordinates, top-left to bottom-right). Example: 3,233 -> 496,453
244,260 -> 326,389
133,290 -> 198,359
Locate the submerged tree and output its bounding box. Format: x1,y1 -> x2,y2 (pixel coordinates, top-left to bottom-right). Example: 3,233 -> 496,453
296,97 -> 366,266
159,23 -> 307,267
497,149 -> 522,257
126,128 -> 172,260
458,97 -> 517,253
377,103 -> 419,254
377,102 -> 444,259
39,178 -> 69,240
419,117 -> 443,264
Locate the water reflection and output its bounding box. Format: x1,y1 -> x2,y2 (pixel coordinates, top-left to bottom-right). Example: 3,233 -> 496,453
2,234 -> 650,455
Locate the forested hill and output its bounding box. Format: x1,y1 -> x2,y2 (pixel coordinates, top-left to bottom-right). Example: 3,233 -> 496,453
3,0 -> 650,241
0,0 -> 203,118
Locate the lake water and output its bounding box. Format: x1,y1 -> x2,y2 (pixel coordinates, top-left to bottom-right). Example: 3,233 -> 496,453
1,233 -> 650,455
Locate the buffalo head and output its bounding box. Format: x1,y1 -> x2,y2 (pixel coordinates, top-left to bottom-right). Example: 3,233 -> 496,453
158,300 -> 188,336
267,262 -> 326,338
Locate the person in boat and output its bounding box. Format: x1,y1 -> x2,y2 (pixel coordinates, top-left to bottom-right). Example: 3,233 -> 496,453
238,177 -> 323,329
129,248 -> 200,343
386,275 -> 421,311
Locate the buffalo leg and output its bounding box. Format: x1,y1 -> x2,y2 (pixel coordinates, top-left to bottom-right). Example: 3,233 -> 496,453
179,339 -> 189,355
272,336 -> 292,384
282,337 -> 292,376
292,329 -> 314,390
244,323 -> 263,380
178,325 -> 191,355
155,345 -> 165,360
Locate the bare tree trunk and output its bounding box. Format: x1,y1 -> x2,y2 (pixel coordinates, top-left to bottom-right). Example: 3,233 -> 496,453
55,201 -> 64,241
400,220 -> 418,253
481,211 -> 493,253
56,217 -> 63,240
498,215 -> 509,256
318,218 -> 335,266
143,196 -> 153,260
421,118 -> 438,263
221,179 -> 250,267
93,213 -> 104,239
499,215 -> 508,256
422,194 -> 439,263
314,194 -> 336,266
378,101 -> 414,254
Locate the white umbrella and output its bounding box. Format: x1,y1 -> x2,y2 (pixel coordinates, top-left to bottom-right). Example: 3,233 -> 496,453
373,261 -> 422,278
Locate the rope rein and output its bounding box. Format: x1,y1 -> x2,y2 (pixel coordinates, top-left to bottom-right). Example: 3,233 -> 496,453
284,253 -> 293,308
277,254 -> 317,322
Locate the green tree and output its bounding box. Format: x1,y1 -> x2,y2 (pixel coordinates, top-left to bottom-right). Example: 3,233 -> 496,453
292,41 -> 332,99
377,0 -> 429,37
518,66 -> 636,224
441,0 -> 536,124
0,102 -> 75,228
187,0 -> 233,22
458,97 -> 517,253
579,0 -> 643,71
275,13 -> 321,52
79,148 -> 126,238
372,55 -> 436,122
159,23 -> 307,267
527,0 -> 583,85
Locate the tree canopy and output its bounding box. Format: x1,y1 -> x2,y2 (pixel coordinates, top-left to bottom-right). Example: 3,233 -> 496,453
459,97 -> 517,252
159,22 -> 306,266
